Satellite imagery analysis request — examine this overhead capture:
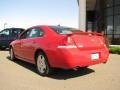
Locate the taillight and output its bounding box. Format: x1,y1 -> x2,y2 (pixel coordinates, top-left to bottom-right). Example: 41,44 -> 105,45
57,36 -> 77,48
67,36 -> 75,45
100,36 -> 109,47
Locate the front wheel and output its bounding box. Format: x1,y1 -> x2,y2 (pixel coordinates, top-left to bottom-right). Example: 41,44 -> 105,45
36,52 -> 53,76
10,48 -> 16,61
0,47 -> 6,50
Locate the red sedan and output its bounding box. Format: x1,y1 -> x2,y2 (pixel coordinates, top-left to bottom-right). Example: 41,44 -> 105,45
10,25 -> 109,76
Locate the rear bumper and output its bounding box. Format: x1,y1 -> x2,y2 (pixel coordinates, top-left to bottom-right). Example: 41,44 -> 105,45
50,47 -> 109,69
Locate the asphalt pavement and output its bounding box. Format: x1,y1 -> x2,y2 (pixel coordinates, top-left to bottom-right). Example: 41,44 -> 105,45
0,50 -> 120,90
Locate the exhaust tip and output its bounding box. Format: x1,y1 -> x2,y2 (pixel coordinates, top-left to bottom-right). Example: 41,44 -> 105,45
73,66 -> 79,71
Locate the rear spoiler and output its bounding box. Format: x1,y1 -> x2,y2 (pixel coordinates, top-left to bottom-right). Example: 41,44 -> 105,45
74,32 -> 103,36
67,32 -> 103,36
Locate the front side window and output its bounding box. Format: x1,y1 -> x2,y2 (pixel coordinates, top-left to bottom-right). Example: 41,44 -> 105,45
20,30 -> 30,39
10,29 -> 20,38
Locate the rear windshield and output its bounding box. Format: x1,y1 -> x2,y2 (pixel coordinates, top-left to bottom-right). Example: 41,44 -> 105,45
50,26 -> 81,34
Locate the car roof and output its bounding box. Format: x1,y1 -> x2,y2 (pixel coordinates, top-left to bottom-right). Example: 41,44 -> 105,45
0,28 -> 25,32
4,28 -> 24,30
29,25 -> 77,30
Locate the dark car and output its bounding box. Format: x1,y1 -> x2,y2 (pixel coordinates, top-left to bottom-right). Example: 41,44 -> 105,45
0,28 -> 24,50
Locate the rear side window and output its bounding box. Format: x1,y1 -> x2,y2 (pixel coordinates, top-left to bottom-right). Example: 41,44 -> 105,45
10,29 -> 24,37
28,28 -> 44,38
50,26 -> 81,34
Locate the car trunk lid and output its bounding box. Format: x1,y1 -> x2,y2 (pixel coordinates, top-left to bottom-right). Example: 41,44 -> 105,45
67,32 -> 105,50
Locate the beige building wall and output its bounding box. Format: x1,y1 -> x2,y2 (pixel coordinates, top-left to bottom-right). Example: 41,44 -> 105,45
78,0 -> 96,31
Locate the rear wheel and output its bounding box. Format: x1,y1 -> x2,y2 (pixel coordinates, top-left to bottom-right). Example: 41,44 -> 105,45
10,48 -> 16,61
36,52 -> 53,76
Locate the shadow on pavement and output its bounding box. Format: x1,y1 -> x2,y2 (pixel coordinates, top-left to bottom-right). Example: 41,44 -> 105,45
49,68 -> 94,80
7,56 -> 37,73
0,48 -> 9,51
7,56 -> 95,80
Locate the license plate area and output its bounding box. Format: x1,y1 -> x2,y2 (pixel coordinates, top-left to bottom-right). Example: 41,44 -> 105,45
91,53 -> 99,60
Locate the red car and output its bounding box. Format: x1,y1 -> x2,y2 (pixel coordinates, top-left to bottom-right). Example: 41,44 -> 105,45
10,25 -> 109,76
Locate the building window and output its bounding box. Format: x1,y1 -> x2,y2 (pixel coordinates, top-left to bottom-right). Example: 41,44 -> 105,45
88,0 -> 120,45
107,35 -> 112,39
106,0 -> 113,7
114,15 -> 120,34
105,7 -> 113,16
102,0 -> 120,44
106,16 -> 113,34
114,6 -> 120,15
115,0 -> 120,5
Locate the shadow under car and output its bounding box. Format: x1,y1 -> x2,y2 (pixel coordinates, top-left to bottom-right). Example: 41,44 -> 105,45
7,56 -> 95,80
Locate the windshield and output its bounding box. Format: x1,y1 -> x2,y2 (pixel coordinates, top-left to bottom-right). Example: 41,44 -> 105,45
50,26 -> 81,34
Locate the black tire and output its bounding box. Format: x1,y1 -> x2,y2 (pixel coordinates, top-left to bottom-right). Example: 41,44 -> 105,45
10,47 -> 16,61
0,47 -> 6,50
36,52 -> 53,76
81,66 -> 88,69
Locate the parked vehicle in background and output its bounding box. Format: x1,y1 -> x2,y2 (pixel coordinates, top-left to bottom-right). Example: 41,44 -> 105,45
0,28 -> 24,50
10,25 -> 109,76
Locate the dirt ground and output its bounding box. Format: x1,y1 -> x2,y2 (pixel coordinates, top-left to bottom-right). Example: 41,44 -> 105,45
0,50 -> 120,90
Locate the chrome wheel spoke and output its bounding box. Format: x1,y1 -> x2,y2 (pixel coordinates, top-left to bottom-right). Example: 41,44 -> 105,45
37,55 -> 46,74
10,49 -> 13,59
